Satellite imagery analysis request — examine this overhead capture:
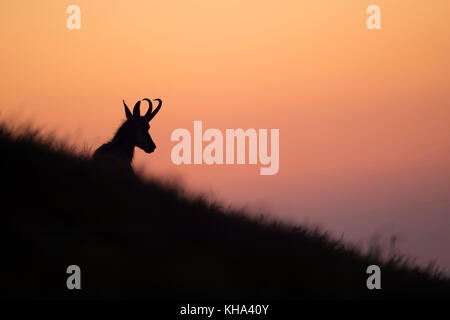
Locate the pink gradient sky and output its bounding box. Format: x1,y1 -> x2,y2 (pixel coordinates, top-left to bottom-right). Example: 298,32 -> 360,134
1,0 -> 449,271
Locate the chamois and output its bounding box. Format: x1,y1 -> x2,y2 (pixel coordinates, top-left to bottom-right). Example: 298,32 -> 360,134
93,98 -> 162,171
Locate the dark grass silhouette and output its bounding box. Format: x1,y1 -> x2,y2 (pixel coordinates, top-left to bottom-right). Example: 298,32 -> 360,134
0,122 -> 449,299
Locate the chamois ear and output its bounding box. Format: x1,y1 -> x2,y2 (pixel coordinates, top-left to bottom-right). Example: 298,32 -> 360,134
123,100 -> 133,120
133,100 -> 141,118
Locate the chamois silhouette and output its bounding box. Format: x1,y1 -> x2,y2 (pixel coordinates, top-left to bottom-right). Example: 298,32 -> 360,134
93,98 -> 162,171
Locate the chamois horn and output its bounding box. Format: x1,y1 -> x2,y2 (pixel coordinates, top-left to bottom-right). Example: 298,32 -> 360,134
143,98 -> 162,122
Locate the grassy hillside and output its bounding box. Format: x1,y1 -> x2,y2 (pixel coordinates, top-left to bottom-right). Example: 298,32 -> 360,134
0,123 -> 449,299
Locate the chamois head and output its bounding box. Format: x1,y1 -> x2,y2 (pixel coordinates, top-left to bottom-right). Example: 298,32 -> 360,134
123,98 -> 162,153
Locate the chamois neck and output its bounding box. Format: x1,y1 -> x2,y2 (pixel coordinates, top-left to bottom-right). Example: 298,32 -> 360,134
111,121 -> 135,162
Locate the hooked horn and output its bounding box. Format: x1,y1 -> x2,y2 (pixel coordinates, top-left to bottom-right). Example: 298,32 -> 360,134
142,98 -> 153,117
143,98 -> 162,122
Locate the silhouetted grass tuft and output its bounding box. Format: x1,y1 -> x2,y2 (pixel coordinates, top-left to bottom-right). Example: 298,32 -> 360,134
0,122 -> 449,299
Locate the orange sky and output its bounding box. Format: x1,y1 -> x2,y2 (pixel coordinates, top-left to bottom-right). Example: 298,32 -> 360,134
1,0 -> 449,271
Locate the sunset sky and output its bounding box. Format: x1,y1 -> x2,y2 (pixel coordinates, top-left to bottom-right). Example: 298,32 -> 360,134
1,1 -> 449,271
